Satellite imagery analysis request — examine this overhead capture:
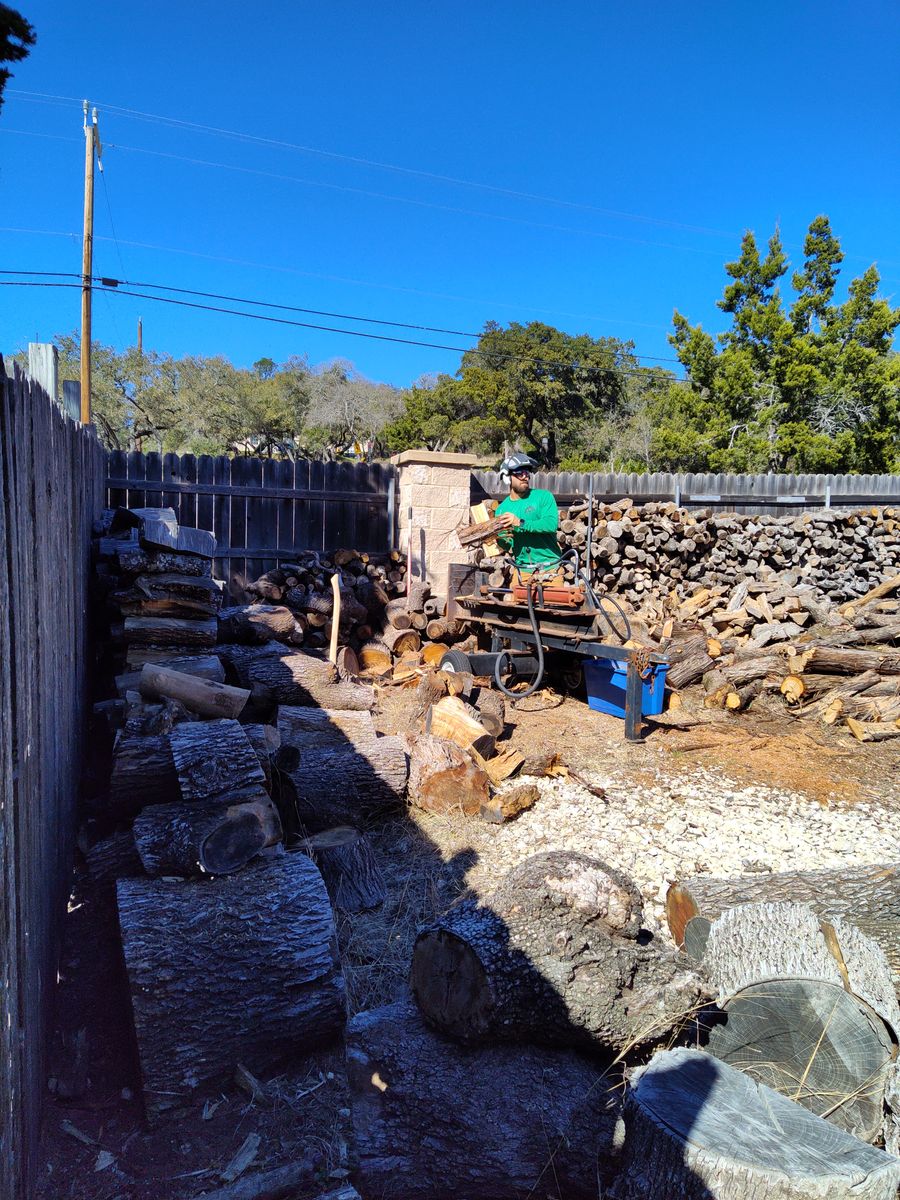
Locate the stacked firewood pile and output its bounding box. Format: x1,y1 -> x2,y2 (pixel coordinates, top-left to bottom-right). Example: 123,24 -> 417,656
652,571 -> 900,741
467,497 -> 900,606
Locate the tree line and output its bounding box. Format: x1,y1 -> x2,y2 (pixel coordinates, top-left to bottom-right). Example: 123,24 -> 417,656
26,215 -> 900,473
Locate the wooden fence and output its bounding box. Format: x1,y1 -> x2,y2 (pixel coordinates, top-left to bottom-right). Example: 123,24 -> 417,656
106,452 -> 396,595
0,360 -> 105,1200
474,469 -> 900,514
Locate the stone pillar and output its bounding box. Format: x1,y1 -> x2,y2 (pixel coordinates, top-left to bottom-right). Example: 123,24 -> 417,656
390,450 -> 478,599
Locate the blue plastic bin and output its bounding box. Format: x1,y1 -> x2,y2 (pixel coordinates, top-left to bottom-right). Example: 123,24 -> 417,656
583,658 -> 669,719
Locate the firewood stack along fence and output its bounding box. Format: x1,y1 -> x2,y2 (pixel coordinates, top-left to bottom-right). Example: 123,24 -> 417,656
0,359 -> 105,1200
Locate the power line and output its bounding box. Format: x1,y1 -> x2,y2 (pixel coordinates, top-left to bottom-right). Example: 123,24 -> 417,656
0,269 -> 686,365
0,278 -> 688,381
4,89 -> 737,239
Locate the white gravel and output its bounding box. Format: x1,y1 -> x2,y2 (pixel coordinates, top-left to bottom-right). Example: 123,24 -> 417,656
460,765 -> 899,935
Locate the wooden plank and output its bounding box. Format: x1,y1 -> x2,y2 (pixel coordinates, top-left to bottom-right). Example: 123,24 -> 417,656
106,447 -> 128,509
195,454 -> 215,538
143,449 -> 164,507
212,455 -> 232,593
275,457 -> 295,561
229,455 -> 250,595
307,459 -> 325,553
125,447 -> 147,509
178,453 -> 198,529
244,456 -> 266,589
162,451 -> 181,514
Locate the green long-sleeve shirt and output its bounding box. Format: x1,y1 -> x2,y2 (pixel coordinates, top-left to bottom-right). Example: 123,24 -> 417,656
495,487 -> 560,567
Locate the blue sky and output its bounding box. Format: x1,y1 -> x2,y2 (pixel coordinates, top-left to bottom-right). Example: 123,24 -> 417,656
2,0 -> 898,386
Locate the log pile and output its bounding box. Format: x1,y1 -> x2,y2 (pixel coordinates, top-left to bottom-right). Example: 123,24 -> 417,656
498,498 -> 900,607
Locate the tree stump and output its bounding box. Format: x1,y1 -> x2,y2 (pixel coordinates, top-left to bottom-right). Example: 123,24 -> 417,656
411,851 -> 708,1051
610,1048 -> 900,1200
347,999 -> 618,1200
406,733 -> 490,816
299,827 -> 386,912
132,790 -> 282,876
220,644 -> 375,709
117,854 -> 346,1121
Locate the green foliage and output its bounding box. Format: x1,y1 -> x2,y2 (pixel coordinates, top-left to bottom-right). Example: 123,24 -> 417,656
0,4 -> 34,112
47,335 -> 401,459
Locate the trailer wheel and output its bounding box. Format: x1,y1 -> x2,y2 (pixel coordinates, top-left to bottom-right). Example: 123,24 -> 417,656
439,650 -> 472,673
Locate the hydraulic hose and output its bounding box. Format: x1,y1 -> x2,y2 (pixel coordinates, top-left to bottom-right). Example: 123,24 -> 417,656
493,573 -> 545,699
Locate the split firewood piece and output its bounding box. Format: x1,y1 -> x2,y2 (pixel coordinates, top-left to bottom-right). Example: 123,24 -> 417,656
425,617 -> 465,643
479,782 -> 539,824
381,625 -> 421,656
113,573 -> 222,618
840,572 -> 900,622
116,653 -> 225,698
347,1000 -> 618,1200
132,789 -> 282,876
469,745 -> 525,787
139,662 -> 250,720
116,854 -> 345,1123
518,750 -> 565,777
116,546 -> 212,579
281,738 -> 409,833
467,500 -> 502,558
411,851 -> 707,1051
407,733 -> 490,816
614,1048 -> 900,1200
108,733 -> 180,817
425,695 -> 495,758
470,687 -> 506,736
454,515 -> 509,548
169,719 -> 267,804
219,644 -> 375,710
217,604 -> 296,645
666,633 -> 714,690
846,717 -> 900,742
299,827 -> 386,912
794,644 -> 900,675
278,707 -> 378,754
799,670 -> 883,720
700,902 -> 900,1142
123,616 -> 218,647
357,639 -> 392,675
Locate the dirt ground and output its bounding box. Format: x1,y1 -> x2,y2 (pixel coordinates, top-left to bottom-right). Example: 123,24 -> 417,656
36,684 -> 899,1199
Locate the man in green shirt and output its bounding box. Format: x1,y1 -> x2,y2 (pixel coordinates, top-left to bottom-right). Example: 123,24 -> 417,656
494,453 -> 561,571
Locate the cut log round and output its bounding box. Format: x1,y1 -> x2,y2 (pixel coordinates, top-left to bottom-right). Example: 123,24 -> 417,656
299,827 -> 386,912
357,639 -> 392,674
383,597 -> 412,630
169,719 -> 267,804
347,999 -> 618,1200
611,1048 -> 900,1200
420,641 -> 447,667
277,707 -> 378,753
139,662 -> 249,719
108,733 -> 180,816
217,604 -> 296,644
281,737 -> 408,833
117,854 -> 346,1122
219,645 -> 375,710
382,625 -> 421,656
666,865 -> 900,997
425,617 -> 465,642
411,851 -> 707,1051
407,733 -> 490,816
132,790 -> 282,877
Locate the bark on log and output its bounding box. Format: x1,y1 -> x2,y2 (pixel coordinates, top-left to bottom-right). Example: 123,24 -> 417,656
116,547 -> 212,578
117,654 -> 225,698
84,830 -> 144,884
455,515 -> 509,547
666,864 -> 900,996
277,707 -> 378,753
610,1048 -> 900,1200
167,719 -> 267,806
132,790 -> 282,876
425,695 -> 495,758
108,733 -> 180,816
219,645 -> 375,709
217,605 -> 296,644
117,854 -> 346,1122
407,733 -> 490,816
425,617 -> 465,642
124,616 -> 218,647
281,738 -> 408,833
347,999 -> 618,1200
383,598 -> 412,630
411,851 -> 708,1051
139,663 -> 249,719
667,634 -> 714,690
184,1160 -> 315,1200
794,644 -> 900,675
299,827 -> 386,912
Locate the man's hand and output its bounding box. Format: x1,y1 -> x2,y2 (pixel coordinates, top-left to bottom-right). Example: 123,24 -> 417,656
496,512 -> 521,529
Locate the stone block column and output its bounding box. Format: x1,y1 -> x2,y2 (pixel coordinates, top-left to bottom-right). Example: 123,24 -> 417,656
390,450 -> 478,599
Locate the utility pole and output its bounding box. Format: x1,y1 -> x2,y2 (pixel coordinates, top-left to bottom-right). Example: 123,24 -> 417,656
80,102 -> 99,424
